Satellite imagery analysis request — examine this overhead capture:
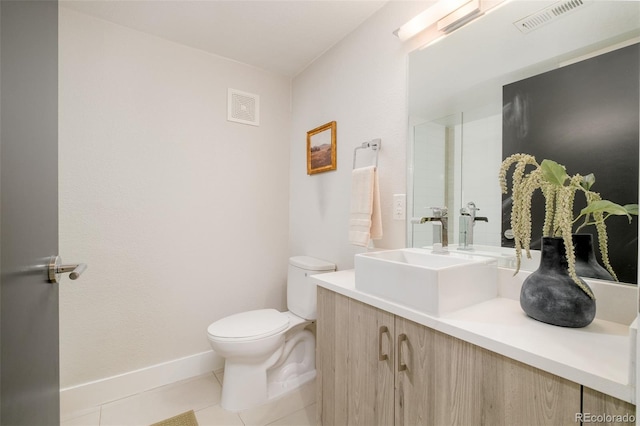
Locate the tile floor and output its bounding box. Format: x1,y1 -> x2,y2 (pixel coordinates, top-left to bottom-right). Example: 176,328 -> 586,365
60,370 -> 316,426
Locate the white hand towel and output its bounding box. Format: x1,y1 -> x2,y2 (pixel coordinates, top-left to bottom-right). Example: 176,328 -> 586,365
349,166 -> 383,247
371,168 -> 383,240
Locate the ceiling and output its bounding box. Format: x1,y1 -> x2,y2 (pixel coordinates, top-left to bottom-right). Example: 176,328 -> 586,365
61,0 -> 390,77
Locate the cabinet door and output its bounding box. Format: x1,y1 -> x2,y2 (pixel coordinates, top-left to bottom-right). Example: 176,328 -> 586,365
395,316 -> 581,426
394,316 -> 438,425
495,351 -> 581,425
316,288 -> 395,426
348,298 -> 395,426
582,387 -> 636,425
317,287 -> 350,426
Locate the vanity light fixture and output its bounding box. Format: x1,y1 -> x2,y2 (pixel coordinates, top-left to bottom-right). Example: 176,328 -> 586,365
394,0 -> 482,41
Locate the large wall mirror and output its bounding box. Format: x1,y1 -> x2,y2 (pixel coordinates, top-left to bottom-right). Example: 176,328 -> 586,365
407,1 -> 640,283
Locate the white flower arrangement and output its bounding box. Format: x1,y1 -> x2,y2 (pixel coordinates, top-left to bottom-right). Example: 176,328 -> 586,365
499,153 -> 638,299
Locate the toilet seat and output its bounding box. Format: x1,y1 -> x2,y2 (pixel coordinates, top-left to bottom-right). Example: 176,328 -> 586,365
207,309 -> 289,342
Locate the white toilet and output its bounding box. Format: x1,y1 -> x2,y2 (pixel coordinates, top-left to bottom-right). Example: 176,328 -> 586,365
207,256 -> 336,412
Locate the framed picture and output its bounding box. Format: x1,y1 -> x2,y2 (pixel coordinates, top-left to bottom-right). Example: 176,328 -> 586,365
307,121 -> 337,175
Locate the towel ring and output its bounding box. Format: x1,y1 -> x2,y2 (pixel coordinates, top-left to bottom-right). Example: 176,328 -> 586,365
353,138 -> 381,169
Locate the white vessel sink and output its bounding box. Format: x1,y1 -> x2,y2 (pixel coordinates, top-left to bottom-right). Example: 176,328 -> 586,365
431,244 -> 540,271
355,248 -> 498,316
439,244 -> 518,268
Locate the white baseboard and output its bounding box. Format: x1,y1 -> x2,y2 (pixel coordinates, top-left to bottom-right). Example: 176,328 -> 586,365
60,350 -> 224,420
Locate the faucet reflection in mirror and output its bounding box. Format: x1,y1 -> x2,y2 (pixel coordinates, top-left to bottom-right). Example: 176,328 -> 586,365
459,202 -> 488,250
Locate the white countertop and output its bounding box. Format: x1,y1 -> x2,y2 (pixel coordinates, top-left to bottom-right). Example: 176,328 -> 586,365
313,269 -> 636,404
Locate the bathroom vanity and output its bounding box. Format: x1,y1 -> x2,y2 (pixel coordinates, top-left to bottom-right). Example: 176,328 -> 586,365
313,268 -> 637,426
348,3 -> 640,424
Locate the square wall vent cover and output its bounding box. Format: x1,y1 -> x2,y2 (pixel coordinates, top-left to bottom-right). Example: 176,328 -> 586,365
228,88 -> 260,126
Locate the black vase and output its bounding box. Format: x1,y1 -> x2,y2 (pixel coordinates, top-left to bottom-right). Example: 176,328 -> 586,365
573,233 -> 614,281
520,237 -> 596,328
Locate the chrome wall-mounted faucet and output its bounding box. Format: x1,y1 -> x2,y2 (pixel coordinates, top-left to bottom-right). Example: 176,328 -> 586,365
458,202 -> 488,250
412,207 -> 449,248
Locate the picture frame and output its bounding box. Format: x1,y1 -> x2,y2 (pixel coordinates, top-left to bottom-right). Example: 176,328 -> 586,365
307,121 -> 337,175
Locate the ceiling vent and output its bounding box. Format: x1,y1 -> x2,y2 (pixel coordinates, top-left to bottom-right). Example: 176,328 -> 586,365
227,88 -> 260,126
513,0 -> 587,34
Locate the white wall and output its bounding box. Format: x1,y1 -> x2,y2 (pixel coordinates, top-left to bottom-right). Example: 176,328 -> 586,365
59,8 -> 291,388
289,2 -> 427,270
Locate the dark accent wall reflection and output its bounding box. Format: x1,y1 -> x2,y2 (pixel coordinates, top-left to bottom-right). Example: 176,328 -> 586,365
502,43 -> 639,284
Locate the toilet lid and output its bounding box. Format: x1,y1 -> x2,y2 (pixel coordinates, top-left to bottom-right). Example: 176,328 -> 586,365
207,309 -> 289,341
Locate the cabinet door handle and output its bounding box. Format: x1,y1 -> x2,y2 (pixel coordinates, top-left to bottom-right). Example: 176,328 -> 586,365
397,333 -> 408,372
378,325 -> 390,361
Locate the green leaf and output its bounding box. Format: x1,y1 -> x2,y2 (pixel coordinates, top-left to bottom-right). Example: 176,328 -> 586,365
541,159 -> 568,186
581,200 -> 630,217
624,204 -> 639,216
580,173 -> 596,191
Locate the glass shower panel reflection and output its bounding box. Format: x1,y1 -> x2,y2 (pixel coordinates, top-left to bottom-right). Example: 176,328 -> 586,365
411,114 -> 461,248
459,110 -> 503,247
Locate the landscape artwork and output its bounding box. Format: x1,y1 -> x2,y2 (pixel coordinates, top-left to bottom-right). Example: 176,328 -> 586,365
307,121 -> 337,175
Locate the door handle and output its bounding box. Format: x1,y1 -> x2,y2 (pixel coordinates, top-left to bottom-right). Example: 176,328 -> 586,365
397,333 -> 408,372
48,256 -> 87,283
378,325 -> 390,361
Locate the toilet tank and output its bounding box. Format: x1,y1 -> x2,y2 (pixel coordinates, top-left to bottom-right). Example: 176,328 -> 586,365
287,256 -> 336,320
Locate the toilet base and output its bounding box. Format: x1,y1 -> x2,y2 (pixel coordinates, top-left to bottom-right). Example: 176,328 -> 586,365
220,329 -> 316,412
268,369 -> 316,402
267,329 -> 316,400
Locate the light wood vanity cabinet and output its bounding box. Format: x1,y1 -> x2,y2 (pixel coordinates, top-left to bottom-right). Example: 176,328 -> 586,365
317,287 -> 394,425
317,287 -> 635,426
582,387 -> 636,424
